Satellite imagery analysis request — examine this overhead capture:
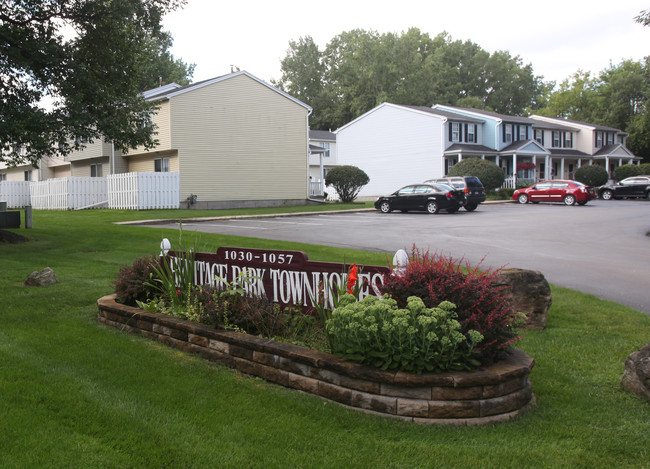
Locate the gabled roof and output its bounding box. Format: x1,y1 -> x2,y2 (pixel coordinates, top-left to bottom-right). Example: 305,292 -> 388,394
309,144 -> 327,153
593,144 -> 637,158
309,130 -> 336,141
335,103 -> 448,133
530,120 -> 577,132
141,71 -> 312,112
501,139 -> 550,155
433,105 -> 535,125
396,105 -> 484,123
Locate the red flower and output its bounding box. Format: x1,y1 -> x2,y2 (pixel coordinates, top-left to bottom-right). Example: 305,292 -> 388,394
347,263 -> 359,294
176,289 -> 181,295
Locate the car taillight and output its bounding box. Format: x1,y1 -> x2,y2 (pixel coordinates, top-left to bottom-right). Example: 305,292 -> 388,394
464,188 -> 469,194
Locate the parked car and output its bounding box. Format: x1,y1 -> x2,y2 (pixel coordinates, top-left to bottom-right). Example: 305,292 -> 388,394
513,180 -> 597,206
375,183 -> 465,214
598,175 -> 650,200
424,176 -> 485,211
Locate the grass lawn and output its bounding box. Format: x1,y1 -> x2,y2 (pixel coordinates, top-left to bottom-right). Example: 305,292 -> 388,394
1,207 -> 649,468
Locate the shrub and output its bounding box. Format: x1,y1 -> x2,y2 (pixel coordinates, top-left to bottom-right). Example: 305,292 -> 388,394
326,295 -> 483,373
113,255 -> 159,306
493,187 -> 515,199
447,158 -> 505,191
325,165 -> 369,203
379,248 -> 522,363
638,162 -> 650,174
614,164 -> 641,181
574,165 -> 608,186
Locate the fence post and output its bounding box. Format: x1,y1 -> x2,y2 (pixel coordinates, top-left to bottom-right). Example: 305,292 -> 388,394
0,201 -> 6,212
25,205 -> 33,229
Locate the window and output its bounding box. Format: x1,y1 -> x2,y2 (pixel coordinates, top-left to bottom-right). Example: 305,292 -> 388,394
76,136 -> 90,145
466,124 -> 476,143
618,134 -> 624,144
563,132 -> 573,148
0,173 -> 6,181
142,113 -> 155,134
318,142 -> 330,157
518,125 -> 527,141
552,131 -> 561,147
90,163 -> 102,177
595,132 -> 603,148
504,124 -> 513,143
533,129 -> 544,145
154,157 -> 169,172
13,144 -> 25,155
450,122 -> 461,142
606,133 -> 615,145
24,170 -> 32,181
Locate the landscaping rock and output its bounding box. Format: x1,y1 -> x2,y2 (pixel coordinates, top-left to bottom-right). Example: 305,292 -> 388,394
24,267 -> 59,287
493,268 -> 552,330
621,343 -> 650,403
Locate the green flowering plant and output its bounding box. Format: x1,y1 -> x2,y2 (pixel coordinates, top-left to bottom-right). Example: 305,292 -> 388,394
326,295 -> 483,374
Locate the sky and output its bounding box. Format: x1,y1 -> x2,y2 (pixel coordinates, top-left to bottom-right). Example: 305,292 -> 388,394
163,0 -> 649,87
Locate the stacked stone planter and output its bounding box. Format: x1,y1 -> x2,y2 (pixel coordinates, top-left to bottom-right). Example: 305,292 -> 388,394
98,294 -> 535,425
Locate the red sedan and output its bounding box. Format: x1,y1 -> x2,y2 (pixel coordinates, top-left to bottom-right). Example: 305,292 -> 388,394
513,180 -> 597,206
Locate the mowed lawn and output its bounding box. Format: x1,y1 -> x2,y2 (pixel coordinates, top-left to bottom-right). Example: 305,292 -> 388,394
1,208 -> 649,468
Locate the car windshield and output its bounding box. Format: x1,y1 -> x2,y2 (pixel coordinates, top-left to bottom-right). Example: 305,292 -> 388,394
572,181 -> 586,187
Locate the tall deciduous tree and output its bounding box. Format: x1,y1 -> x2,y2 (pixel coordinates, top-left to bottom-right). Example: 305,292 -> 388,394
275,28 -> 546,130
0,0 -> 188,167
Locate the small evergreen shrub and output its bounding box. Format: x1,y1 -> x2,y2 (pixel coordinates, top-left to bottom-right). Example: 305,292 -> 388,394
448,158 -> 505,191
325,165 -> 370,203
494,187 -> 516,199
614,164 -> 641,181
113,255 -> 159,305
379,248 -> 523,363
326,295 -> 483,373
574,165 -> 608,186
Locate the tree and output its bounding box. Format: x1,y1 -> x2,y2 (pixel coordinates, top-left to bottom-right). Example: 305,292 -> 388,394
325,165 -> 369,203
137,31 -> 195,91
614,164 -> 641,181
0,0 -> 187,167
448,158 -> 504,191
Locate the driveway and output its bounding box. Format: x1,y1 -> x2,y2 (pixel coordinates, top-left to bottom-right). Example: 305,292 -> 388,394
144,199 -> 650,314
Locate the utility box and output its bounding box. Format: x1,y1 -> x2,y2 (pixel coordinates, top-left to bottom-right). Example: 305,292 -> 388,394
0,211 -> 20,229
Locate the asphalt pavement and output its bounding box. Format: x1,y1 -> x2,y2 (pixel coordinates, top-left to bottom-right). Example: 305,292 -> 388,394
136,199 -> 650,314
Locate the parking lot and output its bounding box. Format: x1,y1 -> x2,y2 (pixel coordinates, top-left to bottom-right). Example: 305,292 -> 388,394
146,199 -> 650,314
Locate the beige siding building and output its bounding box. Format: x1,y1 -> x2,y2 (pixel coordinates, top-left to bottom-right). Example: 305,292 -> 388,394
125,71 -> 312,208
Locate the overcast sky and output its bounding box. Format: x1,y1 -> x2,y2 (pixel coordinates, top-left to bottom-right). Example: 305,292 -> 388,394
162,0 -> 649,86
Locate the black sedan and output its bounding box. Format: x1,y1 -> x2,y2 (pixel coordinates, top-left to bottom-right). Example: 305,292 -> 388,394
599,176 -> 650,200
374,184 -> 465,214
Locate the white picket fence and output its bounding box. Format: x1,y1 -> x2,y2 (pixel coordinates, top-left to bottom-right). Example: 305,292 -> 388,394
0,181 -> 31,208
30,177 -> 108,210
108,172 -> 179,210
1,173 -> 179,210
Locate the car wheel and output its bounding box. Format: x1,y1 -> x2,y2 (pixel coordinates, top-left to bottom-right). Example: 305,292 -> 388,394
426,201 -> 439,214
464,203 -> 477,212
517,194 -> 529,204
564,194 -> 576,206
601,189 -> 613,200
379,201 -> 391,213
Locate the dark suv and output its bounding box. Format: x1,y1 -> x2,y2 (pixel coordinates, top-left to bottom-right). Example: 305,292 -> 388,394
424,176 -> 486,211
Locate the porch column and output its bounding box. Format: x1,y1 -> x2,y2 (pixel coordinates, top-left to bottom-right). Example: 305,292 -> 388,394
560,158 -> 565,179
512,153 -> 518,186
577,159 -> 582,168
605,156 -> 610,177
532,155 -> 537,181
496,155 -> 500,168
545,155 -> 551,180
458,154 -> 463,161
481,154 -> 485,160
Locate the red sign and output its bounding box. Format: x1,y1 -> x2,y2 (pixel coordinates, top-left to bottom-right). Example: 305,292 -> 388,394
167,247 -> 391,311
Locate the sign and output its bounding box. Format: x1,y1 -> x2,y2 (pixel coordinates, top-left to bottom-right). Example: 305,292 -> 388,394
166,247 -> 391,312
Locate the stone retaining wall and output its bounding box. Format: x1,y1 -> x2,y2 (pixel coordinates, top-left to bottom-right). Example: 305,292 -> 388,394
98,294 -> 535,425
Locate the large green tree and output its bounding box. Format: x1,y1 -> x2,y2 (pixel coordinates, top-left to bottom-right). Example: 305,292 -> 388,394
275,28 -> 546,130
0,0 -> 188,167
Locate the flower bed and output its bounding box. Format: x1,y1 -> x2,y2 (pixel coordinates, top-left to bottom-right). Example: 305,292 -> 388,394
98,294 -> 535,425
